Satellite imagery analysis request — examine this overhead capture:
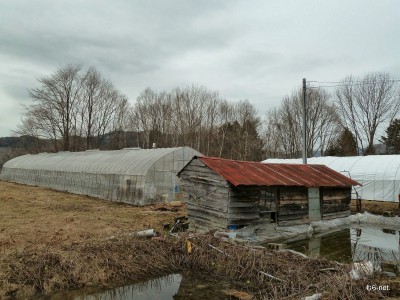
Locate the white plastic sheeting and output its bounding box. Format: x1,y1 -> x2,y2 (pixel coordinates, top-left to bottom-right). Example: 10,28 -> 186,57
264,156 -> 400,202
0,147 -> 200,205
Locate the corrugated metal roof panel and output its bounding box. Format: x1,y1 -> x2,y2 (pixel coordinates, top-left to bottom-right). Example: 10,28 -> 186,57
198,156 -> 360,187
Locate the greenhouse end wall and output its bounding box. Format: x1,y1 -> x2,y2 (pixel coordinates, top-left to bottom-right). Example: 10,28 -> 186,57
0,147 -> 200,205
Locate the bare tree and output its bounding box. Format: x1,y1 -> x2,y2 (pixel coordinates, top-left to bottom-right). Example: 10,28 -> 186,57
134,88 -> 159,148
263,87 -> 340,158
234,100 -> 262,160
263,108 -> 283,158
108,95 -> 130,149
171,85 -> 207,149
17,65 -> 130,152
335,73 -> 400,154
18,101 -> 61,151
129,85 -> 264,160
203,95 -> 219,156
215,100 -> 235,157
306,87 -> 340,156
21,65 -> 82,151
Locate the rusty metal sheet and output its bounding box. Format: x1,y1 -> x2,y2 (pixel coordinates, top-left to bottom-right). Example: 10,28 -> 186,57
198,156 -> 360,187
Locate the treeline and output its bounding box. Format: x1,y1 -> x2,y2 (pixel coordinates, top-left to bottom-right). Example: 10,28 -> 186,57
130,87 -> 263,160
16,65 -> 264,160
14,65 -> 400,161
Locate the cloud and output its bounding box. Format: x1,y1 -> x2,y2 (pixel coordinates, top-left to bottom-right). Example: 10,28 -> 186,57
0,0 -> 400,136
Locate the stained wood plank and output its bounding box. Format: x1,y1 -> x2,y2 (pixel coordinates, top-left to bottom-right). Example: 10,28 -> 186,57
279,200 -> 308,206
278,218 -> 310,226
228,210 -> 259,217
322,211 -> 350,220
279,208 -> 309,215
180,176 -> 228,188
186,202 -> 227,218
229,202 -> 259,208
229,206 -> 258,212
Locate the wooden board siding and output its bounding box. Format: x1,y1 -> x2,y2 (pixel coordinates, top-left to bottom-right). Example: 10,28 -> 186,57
278,186 -> 309,224
227,186 -> 260,226
322,187 -> 351,220
185,202 -> 228,230
179,159 -> 229,231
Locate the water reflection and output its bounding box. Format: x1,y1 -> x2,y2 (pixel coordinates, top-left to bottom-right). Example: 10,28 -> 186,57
288,226 -> 400,266
46,273 -> 232,300
351,227 -> 400,270
74,274 -> 182,300
289,229 -> 352,262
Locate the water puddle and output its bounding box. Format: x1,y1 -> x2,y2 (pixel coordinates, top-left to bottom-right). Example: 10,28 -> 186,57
74,274 -> 182,300
45,273 -> 234,300
287,226 -> 400,267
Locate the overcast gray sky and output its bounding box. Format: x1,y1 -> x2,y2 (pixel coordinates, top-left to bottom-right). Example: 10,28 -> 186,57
1,0 -> 399,137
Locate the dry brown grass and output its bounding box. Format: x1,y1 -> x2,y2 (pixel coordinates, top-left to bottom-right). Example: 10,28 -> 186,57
0,180 -> 184,254
351,199 -> 400,215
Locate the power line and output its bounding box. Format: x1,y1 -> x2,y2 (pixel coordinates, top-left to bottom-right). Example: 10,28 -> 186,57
309,84 -> 343,89
308,79 -> 400,89
310,79 -> 400,84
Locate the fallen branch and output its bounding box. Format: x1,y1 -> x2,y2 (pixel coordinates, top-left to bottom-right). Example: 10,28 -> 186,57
259,271 -> 283,282
279,249 -> 308,259
319,268 -> 339,272
208,244 -> 231,257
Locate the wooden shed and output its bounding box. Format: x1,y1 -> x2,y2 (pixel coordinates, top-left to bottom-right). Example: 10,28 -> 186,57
178,156 -> 360,231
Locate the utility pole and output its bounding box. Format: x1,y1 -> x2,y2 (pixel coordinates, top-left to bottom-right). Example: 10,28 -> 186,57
302,78 -> 307,164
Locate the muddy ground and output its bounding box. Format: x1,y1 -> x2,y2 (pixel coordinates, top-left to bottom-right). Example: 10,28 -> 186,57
0,180 -> 399,299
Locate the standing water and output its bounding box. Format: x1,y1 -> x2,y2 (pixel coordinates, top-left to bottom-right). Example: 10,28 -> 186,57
45,273 -> 234,300
74,274 -> 182,300
287,226 -> 400,268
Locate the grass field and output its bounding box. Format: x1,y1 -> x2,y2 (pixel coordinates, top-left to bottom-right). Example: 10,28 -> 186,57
0,181 -> 184,254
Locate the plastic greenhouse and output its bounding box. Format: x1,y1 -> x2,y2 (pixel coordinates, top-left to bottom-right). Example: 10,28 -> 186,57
0,147 -> 200,205
264,156 -> 400,203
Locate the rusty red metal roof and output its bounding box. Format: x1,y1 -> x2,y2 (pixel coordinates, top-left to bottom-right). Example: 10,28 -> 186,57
197,156 -> 360,187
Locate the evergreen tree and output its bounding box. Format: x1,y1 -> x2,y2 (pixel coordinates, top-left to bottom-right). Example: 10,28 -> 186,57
326,127 -> 358,156
381,119 -> 400,154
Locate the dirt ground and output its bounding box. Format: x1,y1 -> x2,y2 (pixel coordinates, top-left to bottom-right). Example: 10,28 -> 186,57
0,180 -> 185,254
351,199 -> 400,215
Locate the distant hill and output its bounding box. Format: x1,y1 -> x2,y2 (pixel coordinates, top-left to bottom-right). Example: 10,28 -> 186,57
0,147 -> 11,161
0,131 -> 142,152
0,136 -> 42,148
0,147 -> 11,153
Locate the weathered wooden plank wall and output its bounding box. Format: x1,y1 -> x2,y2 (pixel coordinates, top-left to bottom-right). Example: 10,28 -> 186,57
322,187 -> 351,220
228,186 -> 260,226
278,186 -> 309,225
179,159 -> 229,231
